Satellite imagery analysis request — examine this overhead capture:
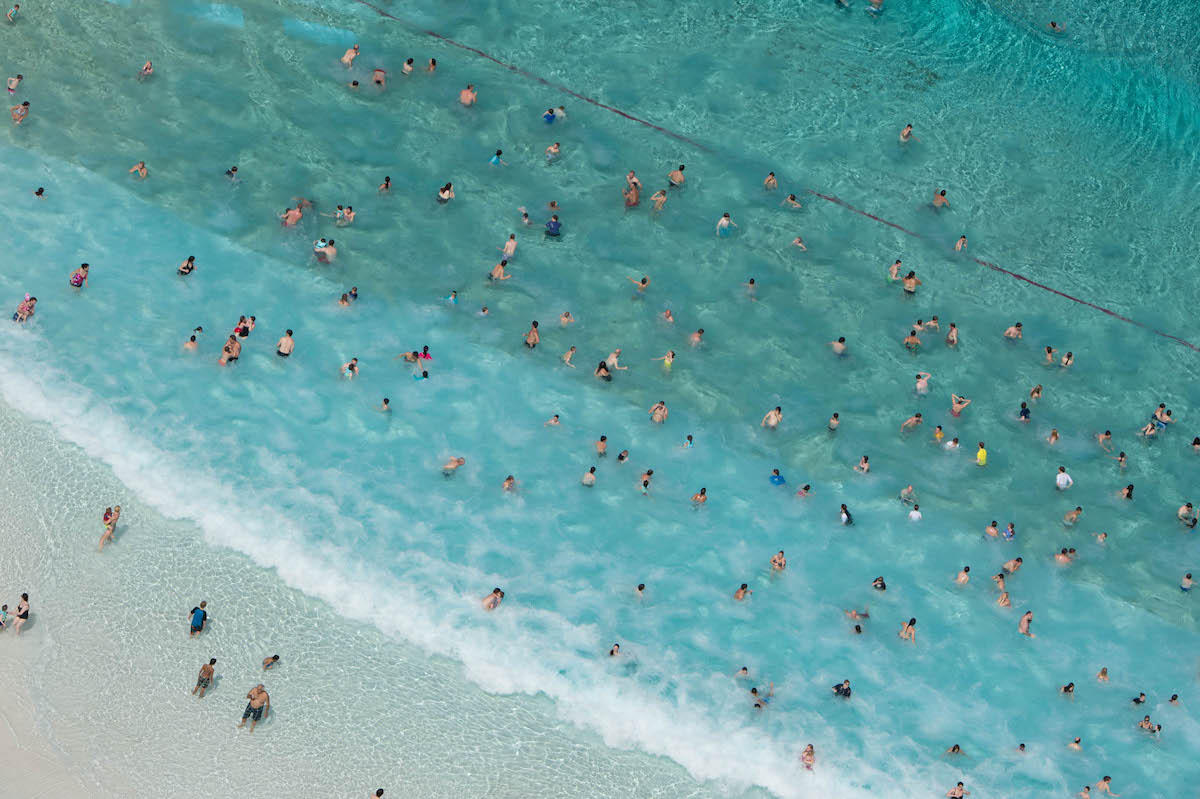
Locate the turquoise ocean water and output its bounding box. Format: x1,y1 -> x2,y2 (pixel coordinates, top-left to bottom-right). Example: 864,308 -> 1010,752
2,0 -> 1199,796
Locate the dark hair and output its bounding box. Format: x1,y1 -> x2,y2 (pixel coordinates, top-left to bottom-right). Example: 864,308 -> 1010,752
740,583 -> 748,590
637,584 -> 645,590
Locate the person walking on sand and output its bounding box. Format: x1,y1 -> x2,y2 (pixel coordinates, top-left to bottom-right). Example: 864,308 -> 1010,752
193,659 -> 216,698
238,685 -> 270,733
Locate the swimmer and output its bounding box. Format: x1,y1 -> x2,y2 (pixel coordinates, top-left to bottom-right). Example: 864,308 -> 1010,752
908,504 -> 923,521
562,346 -> 577,367
442,457 -> 466,474
691,487 -> 707,504
544,415 -> 560,427
1018,402 -> 1031,422
1004,322 -> 1023,339
650,189 -> 667,211
783,194 -> 802,208
1061,351 -> 1074,367
932,189 -> 949,209
955,566 -> 969,584
770,551 -> 786,570
997,592 -> 1011,607
924,316 -> 940,330
1043,346 -> 1058,365
6,74 -> 21,94
489,149 -> 508,166
1093,777 -> 1119,796
1049,20 -> 1066,33
899,124 -> 918,142
313,238 -> 337,263
438,183 -> 455,203
341,44 -> 360,67
1096,430 -> 1112,451
900,412 -> 923,432
1004,522 -> 1015,539
623,183 -> 640,207
276,330 -> 295,357
667,165 -> 686,185
1181,573 -> 1193,591
648,401 -> 669,424
763,172 -> 778,190
482,588 -> 504,610
993,572 -> 1006,590
459,84 -> 477,105
502,476 -> 517,492
829,337 -> 847,355
280,203 -> 303,226
845,608 -> 870,620
218,336 -> 241,366
1118,484 -> 1134,500
139,60 -> 153,78
762,406 -> 783,429
734,583 -> 753,601
1003,557 -> 1023,573
689,328 -> 705,346
872,576 -> 886,590
1055,548 -> 1073,565
1018,610 -> 1035,638
1178,503 -> 1196,525
946,745 -> 965,756
796,483 -> 811,497
955,235 -> 967,251
828,413 -> 840,431
545,142 -> 560,161
69,263 -> 89,288
651,350 -> 675,368
377,398 -> 390,412
682,434 -> 694,449
595,361 -> 612,381
976,442 -> 987,465
617,450 -> 629,463
184,334 -> 198,351
912,372 -> 933,394
1048,428 -> 1060,445
1094,532 -> 1108,543
1030,384 -> 1043,400
950,394 -> 971,417
769,469 -> 786,486
899,618 -> 917,643
545,214 -> 562,236
489,260 -> 511,281
901,271 -> 922,293
581,467 -> 597,486
854,455 -> 870,473
841,504 -> 853,525
341,357 -> 359,379
986,521 -> 999,537
899,485 -> 916,504
626,275 -> 650,294
379,176 -> 391,192
425,57 -> 437,72
743,278 -> 757,300
33,186 -> 42,198
128,160 -> 148,178
791,236 -> 808,251
716,212 -> 737,236
1068,736 -> 1081,749
524,321 -> 540,349
606,348 -> 629,371
802,744 -> 815,770
661,309 -> 675,323
1055,466 -> 1073,490
559,311 -> 575,325
8,98 -> 27,124
945,437 -> 961,451
1096,667 -> 1109,681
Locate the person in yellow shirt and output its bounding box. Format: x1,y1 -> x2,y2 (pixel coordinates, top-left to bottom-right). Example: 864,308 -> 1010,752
976,442 -> 988,466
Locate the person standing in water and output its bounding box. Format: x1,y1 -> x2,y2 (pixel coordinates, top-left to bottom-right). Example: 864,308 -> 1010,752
193,659 -> 216,698
238,685 -> 270,733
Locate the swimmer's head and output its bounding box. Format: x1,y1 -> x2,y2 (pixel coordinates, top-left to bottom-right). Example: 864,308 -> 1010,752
189,335 -> 196,342
351,80 -> 359,86
837,337 -> 845,343
495,149 -> 502,156
638,584 -> 645,591
854,624 -> 862,633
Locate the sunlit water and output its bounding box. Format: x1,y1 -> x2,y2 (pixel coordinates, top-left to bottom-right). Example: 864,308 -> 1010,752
2,0 -> 1199,796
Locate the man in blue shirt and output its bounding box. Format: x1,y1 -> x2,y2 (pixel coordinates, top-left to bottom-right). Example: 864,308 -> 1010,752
189,601 -> 208,637
545,215 -> 561,236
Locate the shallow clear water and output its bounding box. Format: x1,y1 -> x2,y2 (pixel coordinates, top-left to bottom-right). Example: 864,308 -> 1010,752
2,0 -> 1200,796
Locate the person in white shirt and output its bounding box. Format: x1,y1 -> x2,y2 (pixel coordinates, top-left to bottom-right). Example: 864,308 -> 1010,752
908,504 -> 923,521
1055,466 -> 1074,490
